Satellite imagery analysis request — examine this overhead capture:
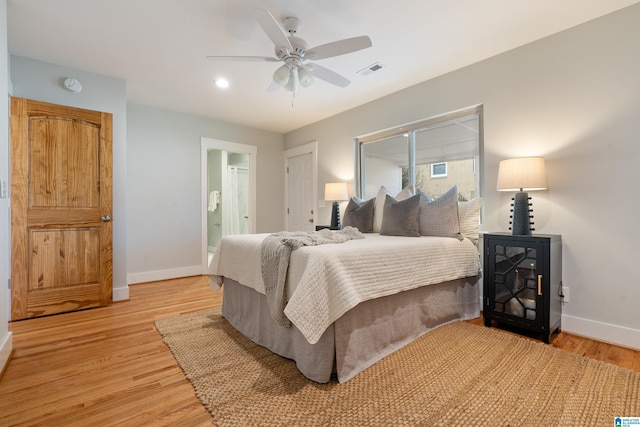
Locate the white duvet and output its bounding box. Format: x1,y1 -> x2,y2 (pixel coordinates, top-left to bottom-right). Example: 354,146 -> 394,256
208,233 -> 480,344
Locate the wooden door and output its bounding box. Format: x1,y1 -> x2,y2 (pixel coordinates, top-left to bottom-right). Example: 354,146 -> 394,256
10,97 -> 113,320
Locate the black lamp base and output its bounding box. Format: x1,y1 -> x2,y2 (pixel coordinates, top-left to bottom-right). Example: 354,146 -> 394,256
329,201 -> 341,229
510,192 -> 533,235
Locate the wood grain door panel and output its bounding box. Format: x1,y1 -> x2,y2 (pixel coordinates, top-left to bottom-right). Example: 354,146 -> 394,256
30,228 -> 100,290
29,117 -> 100,208
10,97 -> 113,320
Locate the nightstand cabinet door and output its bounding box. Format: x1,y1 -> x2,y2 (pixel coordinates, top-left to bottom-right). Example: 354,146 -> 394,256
483,233 -> 562,343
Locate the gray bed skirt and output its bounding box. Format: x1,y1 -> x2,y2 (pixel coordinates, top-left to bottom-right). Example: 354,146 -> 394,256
221,276 -> 480,383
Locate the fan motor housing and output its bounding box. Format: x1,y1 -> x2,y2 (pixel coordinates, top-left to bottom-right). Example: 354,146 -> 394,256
283,16 -> 302,34
275,36 -> 308,60
289,37 -> 308,56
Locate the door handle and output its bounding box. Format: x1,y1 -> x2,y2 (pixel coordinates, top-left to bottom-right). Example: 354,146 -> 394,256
537,275 -> 542,296
308,218 -> 313,223
101,215 -> 112,222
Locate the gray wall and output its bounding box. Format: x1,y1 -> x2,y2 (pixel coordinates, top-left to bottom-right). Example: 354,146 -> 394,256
6,58 -> 285,293
285,5 -> 640,347
126,104 -> 284,281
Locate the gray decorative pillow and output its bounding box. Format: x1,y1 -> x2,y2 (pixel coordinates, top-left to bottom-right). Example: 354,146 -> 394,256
373,185 -> 415,233
380,194 -> 421,237
342,197 -> 375,233
418,185 -> 462,240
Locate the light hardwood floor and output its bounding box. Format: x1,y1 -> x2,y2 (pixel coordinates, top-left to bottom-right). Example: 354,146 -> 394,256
1,276 -> 219,426
1,276 -> 639,426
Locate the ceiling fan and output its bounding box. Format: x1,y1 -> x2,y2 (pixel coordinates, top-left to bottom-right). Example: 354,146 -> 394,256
207,9 -> 372,94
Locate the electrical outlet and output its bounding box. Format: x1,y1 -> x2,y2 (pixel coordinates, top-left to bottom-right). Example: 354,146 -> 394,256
562,286 -> 570,303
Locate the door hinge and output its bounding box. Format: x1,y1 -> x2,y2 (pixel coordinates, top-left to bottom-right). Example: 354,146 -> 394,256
287,208 -> 289,214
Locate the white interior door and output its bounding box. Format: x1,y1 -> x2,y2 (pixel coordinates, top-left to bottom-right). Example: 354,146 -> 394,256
285,142 -> 317,231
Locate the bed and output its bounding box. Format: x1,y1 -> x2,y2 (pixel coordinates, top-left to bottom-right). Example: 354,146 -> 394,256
208,188 -> 483,383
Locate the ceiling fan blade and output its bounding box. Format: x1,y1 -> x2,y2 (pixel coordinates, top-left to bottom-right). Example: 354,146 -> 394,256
207,55 -> 279,62
254,9 -> 293,52
307,35 -> 372,60
307,64 -> 351,88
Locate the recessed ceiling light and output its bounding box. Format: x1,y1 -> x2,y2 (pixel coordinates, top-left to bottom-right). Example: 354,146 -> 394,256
214,78 -> 229,89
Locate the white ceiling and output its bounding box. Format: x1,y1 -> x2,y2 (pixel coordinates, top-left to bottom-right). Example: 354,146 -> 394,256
7,0 -> 639,134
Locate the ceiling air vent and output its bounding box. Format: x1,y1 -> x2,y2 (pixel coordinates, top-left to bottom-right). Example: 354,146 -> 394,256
357,62 -> 384,76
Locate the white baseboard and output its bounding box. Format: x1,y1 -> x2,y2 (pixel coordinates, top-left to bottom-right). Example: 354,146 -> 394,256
127,265 -> 203,286
0,331 -> 13,374
561,314 -> 640,351
478,286 -> 639,350
112,286 -> 129,302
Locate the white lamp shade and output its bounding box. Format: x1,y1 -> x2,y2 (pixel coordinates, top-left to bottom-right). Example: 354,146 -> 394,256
284,67 -> 299,92
298,67 -> 315,88
497,157 -> 548,191
324,182 -> 348,201
273,65 -> 290,86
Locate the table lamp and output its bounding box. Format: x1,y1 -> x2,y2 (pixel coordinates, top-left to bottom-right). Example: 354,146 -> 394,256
497,157 -> 548,235
324,182 -> 348,229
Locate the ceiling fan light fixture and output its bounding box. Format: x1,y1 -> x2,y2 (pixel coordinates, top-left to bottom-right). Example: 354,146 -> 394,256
298,67 -> 315,88
207,9 -> 372,98
273,65 -> 290,86
284,68 -> 299,93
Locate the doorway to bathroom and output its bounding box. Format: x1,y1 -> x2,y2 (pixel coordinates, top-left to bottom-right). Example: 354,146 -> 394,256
200,137 -> 257,271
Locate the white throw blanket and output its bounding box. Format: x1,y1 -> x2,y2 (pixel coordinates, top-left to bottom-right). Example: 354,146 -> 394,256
261,227 -> 364,327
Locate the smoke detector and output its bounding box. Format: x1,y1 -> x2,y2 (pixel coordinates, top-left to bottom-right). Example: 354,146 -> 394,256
63,77 -> 83,93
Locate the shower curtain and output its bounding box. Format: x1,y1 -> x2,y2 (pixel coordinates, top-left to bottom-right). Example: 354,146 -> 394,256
222,166 -> 248,237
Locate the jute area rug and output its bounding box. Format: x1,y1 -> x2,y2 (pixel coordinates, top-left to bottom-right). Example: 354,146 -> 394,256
155,308 -> 639,426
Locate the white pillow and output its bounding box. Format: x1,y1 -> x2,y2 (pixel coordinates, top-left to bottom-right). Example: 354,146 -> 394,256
396,185 -> 414,200
458,197 -> 482,245
373,185 -> 414,233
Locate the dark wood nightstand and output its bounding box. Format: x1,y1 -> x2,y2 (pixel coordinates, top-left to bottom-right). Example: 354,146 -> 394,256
483,233 -> 562,343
